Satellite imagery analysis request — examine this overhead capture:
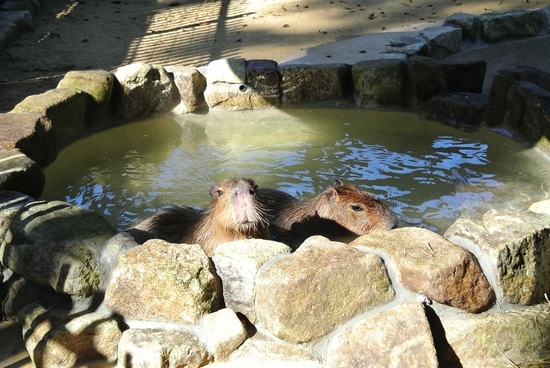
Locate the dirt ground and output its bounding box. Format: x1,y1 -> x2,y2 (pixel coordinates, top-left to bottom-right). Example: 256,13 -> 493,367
0,0 -> 545,366
0,0 -> 544,113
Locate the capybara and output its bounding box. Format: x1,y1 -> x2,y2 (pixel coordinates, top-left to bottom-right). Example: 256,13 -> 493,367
257,178 -> 398,247
127,177 -> 270,256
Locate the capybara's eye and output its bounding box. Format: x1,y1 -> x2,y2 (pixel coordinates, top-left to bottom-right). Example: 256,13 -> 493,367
217,190 -> 223,197
350,204 -> 364,212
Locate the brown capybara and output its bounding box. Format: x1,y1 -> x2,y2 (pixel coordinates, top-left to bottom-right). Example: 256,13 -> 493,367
127,177 -> 270,256
257,178 -> 398,247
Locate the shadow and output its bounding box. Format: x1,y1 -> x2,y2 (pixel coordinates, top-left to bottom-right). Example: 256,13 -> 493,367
424,305 -> 462,367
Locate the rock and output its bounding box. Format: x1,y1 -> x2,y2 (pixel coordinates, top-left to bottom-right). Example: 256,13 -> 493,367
420,26 -> 462,60
246,59 -> 281,108
0,20 -> 19,49
228,329 -> 318,364
20,302 -> 122,368
480,9 -> 545,43
2,10 -> 34,31
504,81 -> 550,152
351,227 -> 495,313
529,199 -> 550,216
382,34 -> 428,56
204,82 -> 254,110
443,13 -> 481,42
11,88 -> 87,149
279,63 -> 352,105
117,328 -> 211,368
57,70 -> 115,130
0,148 -> 44,198
485,65 -> 550,127
441,303 -> 550,367
407,56 -> 447,102
206,58 -> 247,85
0,200 -> 119,296
255,236 -> 394,343
352,59 -> 409,107
211,239 -> 291,322
0,112 -> 57,166
200,308 -> 248,361
440,60 -> 487,94
426,92 -> 488,128
112,62 -> 180,121
105,239 -> 220,324
446,209 -> 550,305
164,65 -> 207,113
324,302 -> 438,368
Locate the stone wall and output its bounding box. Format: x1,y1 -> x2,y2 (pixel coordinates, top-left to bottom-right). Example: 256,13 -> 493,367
1,7 -> 550,368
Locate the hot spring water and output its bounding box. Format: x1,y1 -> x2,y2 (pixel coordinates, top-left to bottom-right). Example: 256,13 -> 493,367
41,108 -> 550,234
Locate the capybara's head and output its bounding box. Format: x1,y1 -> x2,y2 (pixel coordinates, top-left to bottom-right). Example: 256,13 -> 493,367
209,177 -> 268,232
316,178 -> 398,234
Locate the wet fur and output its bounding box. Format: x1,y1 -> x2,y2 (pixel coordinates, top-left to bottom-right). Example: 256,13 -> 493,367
127,178 -> 270,256
257,179 -> 398,247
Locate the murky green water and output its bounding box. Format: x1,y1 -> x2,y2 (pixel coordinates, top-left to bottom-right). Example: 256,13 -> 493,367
41,108 -> 550,234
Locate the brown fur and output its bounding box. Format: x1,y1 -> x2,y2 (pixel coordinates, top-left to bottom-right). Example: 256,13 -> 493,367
127,177 -> 270,256
257,179 -> 398,247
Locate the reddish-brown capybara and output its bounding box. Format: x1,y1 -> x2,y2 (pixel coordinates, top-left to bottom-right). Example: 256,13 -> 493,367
127,177 -> 270,256
257,178 -> 398,247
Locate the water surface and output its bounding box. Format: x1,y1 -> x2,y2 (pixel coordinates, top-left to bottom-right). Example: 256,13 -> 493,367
41,108 -> 550,234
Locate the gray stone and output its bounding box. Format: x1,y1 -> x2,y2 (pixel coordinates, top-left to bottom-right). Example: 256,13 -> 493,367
12,88 -> 87,149
255,236 -> 394,343
0,149 -> 44,199
200,308 -> 248,361
530,199 -> 550,216
382,34 -> 429,56
480,9 -> 545,43
1,0 -> 36,14
165,65 -> 207,113
2,10 -> 33,31
280,63 -> 352,105
443,13 -> 481,42
0,21 -> 19,49
324,302 -> 438,368
212,239 -> 291,322
504,81 -> 550,152
420,26 -> 462,60
0,112 -> 57,166
351,227 -> 495,313
57,70 -> 115,130
426,92 -> 488,128
117,328 -> 210,368
407,56 -> 447,102
105,239 -> 220,324
446,209 -> 550,305
247,59 -> 281,107
0,200 -> 119,296
441,303 -> 550,367
112,62 -> 180,121
352,59 -> 409,107
20,302 -> 122,368
206,58 -> 247,85
204,82 -> 254,110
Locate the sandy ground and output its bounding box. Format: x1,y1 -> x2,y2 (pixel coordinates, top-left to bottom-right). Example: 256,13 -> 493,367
0,0 -> 545,366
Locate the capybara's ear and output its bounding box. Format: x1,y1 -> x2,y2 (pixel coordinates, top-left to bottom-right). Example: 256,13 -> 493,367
325,187 -> 339,200
210,184 -> 223,199
333,178 -> 345,187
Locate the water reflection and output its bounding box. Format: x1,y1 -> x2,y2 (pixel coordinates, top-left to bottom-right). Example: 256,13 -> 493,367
41,108 -> 550,234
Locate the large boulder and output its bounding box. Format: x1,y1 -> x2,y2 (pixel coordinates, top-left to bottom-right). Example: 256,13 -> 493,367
112,62 -> 180,121
479,9 -> 545,42
352,59 -> 409,107
164,65 -> 207,113
351,227 -> 495,313
419,26 -> 462,60
0,112 -> 57,166
57,70 -> 115,130
105,239 -> 220,323
443,13 -> 481,42
247,59 -> 281,108
426,92 -> 489,128
407,56 -> 447,102
212,239 -> 291,322
446,209 -> 550,305
0,148 -> 44,199
255,236 -> 394,343
11,88 -> 87,149
324,302 -> 438,368
0,200 -> 129,296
